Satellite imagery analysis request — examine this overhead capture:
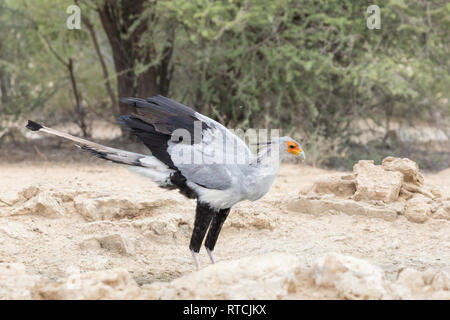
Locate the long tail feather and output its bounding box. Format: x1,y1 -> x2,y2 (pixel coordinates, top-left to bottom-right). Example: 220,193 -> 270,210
26,120 -> 176,187
26,120 -> 146,166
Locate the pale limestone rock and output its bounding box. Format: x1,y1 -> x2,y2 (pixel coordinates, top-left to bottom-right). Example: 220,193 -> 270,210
402,182 -> 435,200
0,263 -> 42,300
74,196 -> 136,220
430,188 -> 442,199
97,234 -> 135,255
81,234 -> 134,256
287,196 -> 400,221
397,268 -> 430,288
388,268 -> 425,299
1,185 -> 42,207
404,194 -> 432,223
353,160 -> 403,203
228,207 -> 277,230
389,267 -> 450,299
312,253 -> 389,299
380,157 -> 435,200
308,174 -> 356,198
79,238 -> 101,251
432,201 -> 450,220
147,219 -> 178,235
18,185 -> 41,202
34,269 -> 140,300
399,188 -> 415,200
10,192 -> 65,218
142,253 -> 302,299
73,194 -> 179,221
431,269 -> 450,292
50,188 -> 88,203
382,157 -> 424,186
132,213 -> 191,236
290,156 -> 445,224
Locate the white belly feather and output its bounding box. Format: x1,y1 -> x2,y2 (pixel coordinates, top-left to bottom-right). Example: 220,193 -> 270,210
187,181 -> 243,209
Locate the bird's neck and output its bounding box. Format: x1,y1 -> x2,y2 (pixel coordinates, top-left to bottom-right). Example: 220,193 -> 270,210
242,147 -> 283,201
254,146 -> 283,174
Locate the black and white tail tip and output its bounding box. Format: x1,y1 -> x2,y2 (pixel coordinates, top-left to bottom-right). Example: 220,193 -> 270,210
26,120 -> 43,131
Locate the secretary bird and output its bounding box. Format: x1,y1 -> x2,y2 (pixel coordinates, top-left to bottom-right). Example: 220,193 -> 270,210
26,95 -> 305,269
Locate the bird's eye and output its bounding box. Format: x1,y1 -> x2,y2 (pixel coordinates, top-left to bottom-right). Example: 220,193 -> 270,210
289,145 -> 295,149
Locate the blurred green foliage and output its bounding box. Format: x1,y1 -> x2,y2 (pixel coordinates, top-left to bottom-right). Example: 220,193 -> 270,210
0,0 -> 448,164
162,0 -> 449,135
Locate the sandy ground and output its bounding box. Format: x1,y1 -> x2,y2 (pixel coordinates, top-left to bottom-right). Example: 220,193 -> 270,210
0,159 -> 449,299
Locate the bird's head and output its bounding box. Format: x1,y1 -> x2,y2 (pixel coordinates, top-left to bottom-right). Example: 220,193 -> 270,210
279,136 -> 305,161
256,136 -> 305,161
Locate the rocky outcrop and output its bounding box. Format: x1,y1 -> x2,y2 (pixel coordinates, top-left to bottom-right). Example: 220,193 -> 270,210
0,253 -> 448,300
353,160 -> 403,203
311,252 -> 450,300
0,263 -> 42,299
132,213 -> 192,237
389,267 -> 450,299
288,157 -> 445,223
80,234 -> 135,256
432,200 -> 450,220
9,192 -> 65,218
34,269 -> 140,300
287,196 -> 400,221
306,174 -> 356,197
382,157 -> 424,186
228,206 -> 277,230
142,253 -> 302,299
1,185 -> 181,221
73,194 -> 180,221
404,194 -> 432,223
312,253 -> 389,299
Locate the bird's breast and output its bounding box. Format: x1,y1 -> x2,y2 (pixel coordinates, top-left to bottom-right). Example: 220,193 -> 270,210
243,172 -> 277,202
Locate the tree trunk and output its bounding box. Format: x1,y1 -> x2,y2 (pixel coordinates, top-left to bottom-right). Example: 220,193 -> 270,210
97,0 -> 161,118
0,68 -> 8,107
80,10 -> 119,119
68,58 -> 88,137
0,42 -> 8,108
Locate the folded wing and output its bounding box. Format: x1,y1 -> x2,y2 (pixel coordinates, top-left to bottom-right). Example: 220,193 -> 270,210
120,95 -> 253,190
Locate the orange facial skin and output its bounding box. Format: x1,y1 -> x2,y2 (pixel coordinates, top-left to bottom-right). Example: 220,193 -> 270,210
286,141 -> 302,155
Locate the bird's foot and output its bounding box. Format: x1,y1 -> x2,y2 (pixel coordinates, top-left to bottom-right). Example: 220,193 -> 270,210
206,248 -> 216,264
191,249 -> 200,270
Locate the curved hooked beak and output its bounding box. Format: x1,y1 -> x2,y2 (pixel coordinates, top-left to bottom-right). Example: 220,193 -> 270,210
296,150 -> 306,161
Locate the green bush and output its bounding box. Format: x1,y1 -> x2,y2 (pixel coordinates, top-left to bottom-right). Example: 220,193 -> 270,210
0,0 -> 448,167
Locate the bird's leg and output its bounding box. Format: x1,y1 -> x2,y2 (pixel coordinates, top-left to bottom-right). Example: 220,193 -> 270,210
189,202 -> 215,270
190,250 -> 201,270
205,248 -> 216,264
204,207 -> 231,264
